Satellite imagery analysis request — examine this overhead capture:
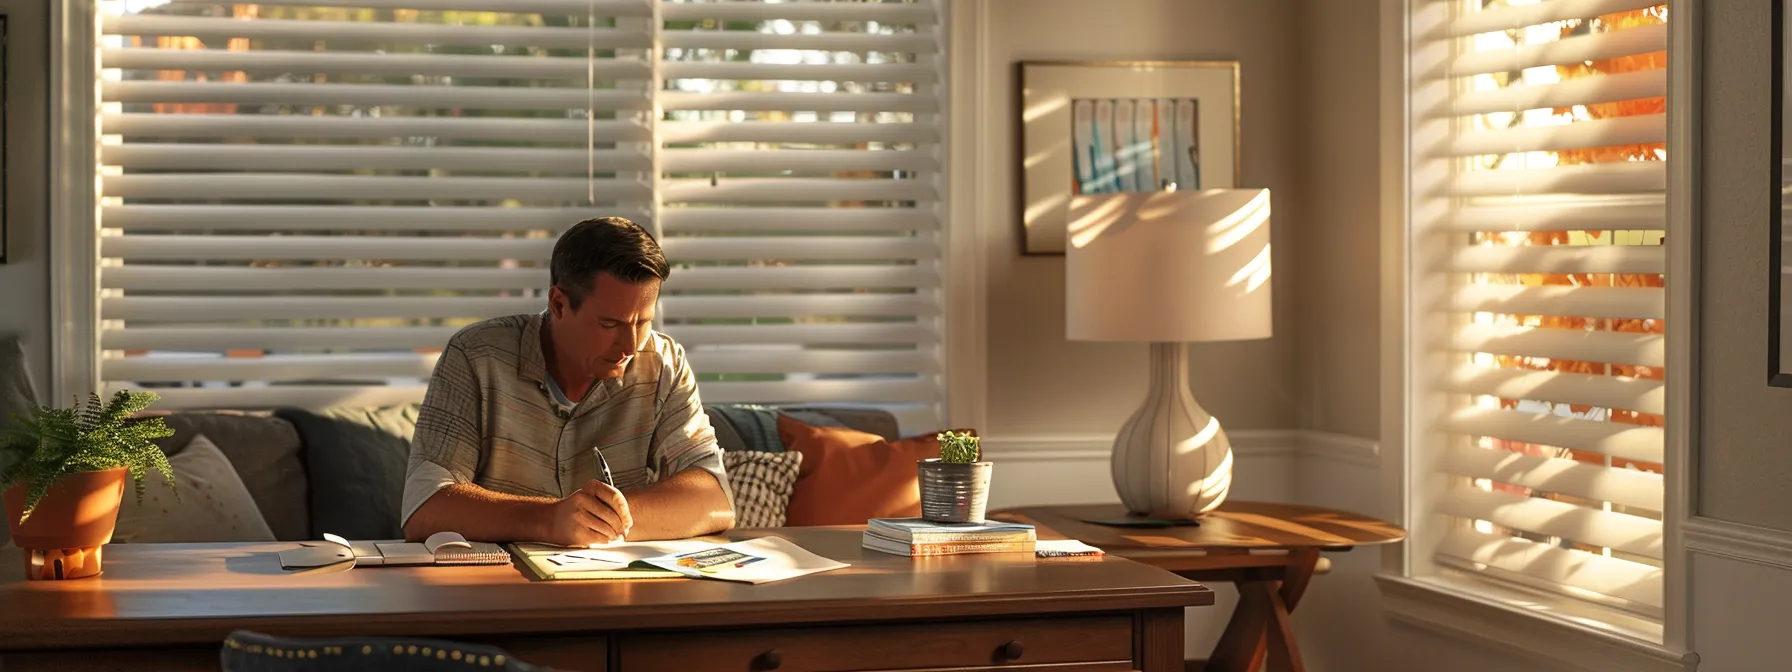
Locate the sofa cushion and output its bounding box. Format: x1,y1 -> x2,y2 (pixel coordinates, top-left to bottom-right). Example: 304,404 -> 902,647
783,406 -> 898,441
277,404 -> 420,541
114,434 -> 277,543
133,409 -> 309,542
776,415 -> 942,526
721,450 -> 802,528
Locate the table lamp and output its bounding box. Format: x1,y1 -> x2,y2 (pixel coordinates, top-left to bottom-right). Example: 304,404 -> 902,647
1066,188 -> 1273,519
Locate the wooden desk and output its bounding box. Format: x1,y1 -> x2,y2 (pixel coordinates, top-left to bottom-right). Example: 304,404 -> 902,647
990,502 -> 1405,672
0,527 -> 1212,672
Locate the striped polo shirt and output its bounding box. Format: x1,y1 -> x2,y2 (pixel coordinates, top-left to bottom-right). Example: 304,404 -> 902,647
400,313 -> 730,527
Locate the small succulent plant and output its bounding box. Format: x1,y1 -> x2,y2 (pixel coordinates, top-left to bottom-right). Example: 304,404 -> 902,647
937,431 -> 980,464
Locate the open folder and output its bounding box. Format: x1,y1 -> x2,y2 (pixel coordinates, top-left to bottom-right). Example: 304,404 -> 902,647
508,536 -> 847,584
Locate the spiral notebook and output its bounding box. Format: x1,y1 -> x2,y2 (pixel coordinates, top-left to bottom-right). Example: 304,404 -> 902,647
280,531 -> 509,569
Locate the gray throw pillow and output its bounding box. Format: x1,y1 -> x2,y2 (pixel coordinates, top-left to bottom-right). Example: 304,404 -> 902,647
114,434 -> 277,543
277,404 -> 420,541
722,451 -> 802,528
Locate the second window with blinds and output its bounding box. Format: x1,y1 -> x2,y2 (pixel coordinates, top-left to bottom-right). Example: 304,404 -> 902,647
94,0 -> 945,433
1403,0 -> 1670,632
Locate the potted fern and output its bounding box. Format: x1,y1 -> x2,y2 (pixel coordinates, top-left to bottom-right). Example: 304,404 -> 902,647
0,390 -> 175,580
917,431 -> 991,523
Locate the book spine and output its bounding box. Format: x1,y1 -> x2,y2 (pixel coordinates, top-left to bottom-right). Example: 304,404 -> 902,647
907,541 -> 1036,556
907,531 -> 1036,544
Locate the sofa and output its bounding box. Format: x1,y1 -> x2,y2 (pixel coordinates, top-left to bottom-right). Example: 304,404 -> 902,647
107,403 -> 902,544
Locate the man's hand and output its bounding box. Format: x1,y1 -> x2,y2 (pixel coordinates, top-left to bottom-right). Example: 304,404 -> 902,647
542,479 -> 635,547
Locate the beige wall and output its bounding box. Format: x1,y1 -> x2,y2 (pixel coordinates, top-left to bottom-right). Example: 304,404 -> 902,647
1295,0 -> 1382,439
980,0 -> 1301,437
0,0 -> 51,396
1695,0 -> 1792,528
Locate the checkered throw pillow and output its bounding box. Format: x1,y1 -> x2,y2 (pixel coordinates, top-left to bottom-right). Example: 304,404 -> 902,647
722,450 -> 804,528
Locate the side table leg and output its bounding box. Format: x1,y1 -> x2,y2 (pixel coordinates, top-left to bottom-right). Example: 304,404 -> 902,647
1138,607 -> 1186,672
1203,550 -> 1322,672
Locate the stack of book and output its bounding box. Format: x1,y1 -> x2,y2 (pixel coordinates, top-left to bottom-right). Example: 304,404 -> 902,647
862,518 -> 1037,557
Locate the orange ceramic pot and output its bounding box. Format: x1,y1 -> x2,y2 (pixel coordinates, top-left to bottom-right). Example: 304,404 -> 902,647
4,467 -> 128,580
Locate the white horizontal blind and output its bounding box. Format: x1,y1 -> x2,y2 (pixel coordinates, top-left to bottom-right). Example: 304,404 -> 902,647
1411,0 -> 1668,615
656,0 -> 942,432
95,0 -> 945,427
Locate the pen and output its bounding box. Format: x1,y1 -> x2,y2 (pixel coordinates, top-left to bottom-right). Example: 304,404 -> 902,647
593,448 -> 615,488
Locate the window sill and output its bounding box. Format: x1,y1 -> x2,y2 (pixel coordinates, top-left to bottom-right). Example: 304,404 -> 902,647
1376,574 -> 1697,672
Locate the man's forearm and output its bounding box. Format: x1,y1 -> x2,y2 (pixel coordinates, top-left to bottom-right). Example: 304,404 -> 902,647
623,469 -> 736,540
403,483 -> 556,543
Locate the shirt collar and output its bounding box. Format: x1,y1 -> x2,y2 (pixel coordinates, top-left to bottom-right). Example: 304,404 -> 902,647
518,310 -> 549,386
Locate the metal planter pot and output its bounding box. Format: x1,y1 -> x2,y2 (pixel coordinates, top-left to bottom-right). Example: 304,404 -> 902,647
917,459 -> 992,523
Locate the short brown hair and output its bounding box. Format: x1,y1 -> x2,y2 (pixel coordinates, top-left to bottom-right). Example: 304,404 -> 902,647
550,217 -> 670,308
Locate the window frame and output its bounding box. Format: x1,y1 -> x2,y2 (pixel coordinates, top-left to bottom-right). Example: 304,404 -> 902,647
49,0 -> 968,430
1375,0 -> 1698,663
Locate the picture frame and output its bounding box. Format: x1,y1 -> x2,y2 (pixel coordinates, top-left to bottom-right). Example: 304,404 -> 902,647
0,14 -> 8,265
1772,0 -> 1791,385
1017,60 -> 1240,256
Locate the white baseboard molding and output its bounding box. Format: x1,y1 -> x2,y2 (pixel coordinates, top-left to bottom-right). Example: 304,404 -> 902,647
1378,575 -> 1697,672
979,429 -> 1377,466
1683,515 -> 1792,570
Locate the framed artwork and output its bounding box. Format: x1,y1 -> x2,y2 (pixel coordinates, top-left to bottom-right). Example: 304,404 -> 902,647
1017,60 -> 1240,255
1774,0 -> 1791,385
0,15 -> 7,265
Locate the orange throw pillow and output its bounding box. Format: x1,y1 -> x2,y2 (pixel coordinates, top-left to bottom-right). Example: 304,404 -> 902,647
778,415 -> 943,526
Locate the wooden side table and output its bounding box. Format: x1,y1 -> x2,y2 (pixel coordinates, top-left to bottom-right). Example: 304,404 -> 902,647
991,501 -> 1405,672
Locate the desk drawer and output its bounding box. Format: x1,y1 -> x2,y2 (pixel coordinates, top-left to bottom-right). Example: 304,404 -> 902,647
618,615 -> 1132,672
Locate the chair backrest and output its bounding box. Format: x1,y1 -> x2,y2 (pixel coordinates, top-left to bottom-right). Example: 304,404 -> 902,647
221,630 -> 553,672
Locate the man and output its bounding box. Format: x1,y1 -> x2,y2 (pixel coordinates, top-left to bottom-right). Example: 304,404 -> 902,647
401,217 -> 734,546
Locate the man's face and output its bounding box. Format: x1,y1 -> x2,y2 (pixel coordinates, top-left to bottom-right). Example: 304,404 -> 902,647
547,272 -> 659,381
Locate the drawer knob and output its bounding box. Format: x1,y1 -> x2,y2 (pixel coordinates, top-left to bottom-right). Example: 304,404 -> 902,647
1000,640 -> 1025,661
753,649 -> 783,671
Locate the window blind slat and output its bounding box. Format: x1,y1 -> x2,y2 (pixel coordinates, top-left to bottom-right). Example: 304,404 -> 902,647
1432,69 -> 1667,119
103,235 -> 933,262
662,208 -> 936,232
1438,200 -> 1666,232
102,205 -> 646,233
104,15 -> 649,50
660,91 -> 935,113
1439,114 -> 1666,158
1437,23 -> 1666,78
103,384 -> 429,411
1436,528 -> 1664,611
664,149 -> 937,173
1447,407 -> 1665,464
663,31 -> 937,52
1444,244 -> 1665,275
1448,324 -> 1665,369
103,322 -> 935,351
101,81 -> 651,111
104,294 -> 932,322
1434,0 -> 1667,40
1441,444 -> 1664,511
1449,285 -> 1665,320
101,48 -> 647,81
1440,161 -> 1666,197
104,265 -> 934,292
104,144 -> 650,173
102,175 -> 651,202
1443,365 -> 1665,415
663,62 -> 935,83
102,113 -> 649,142
156,0 -> 654,15
658,2 -> 935,23
1438,486 -> 1662,560
660,179 -> 935,203
660,121 -> 936,144
104,349 -> 935,381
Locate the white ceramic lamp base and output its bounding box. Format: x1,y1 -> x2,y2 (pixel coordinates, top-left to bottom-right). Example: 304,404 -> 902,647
1110,343 -> 1234,519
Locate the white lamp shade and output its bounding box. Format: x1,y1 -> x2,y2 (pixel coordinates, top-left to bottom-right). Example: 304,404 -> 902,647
1065,189 -> 1274,343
